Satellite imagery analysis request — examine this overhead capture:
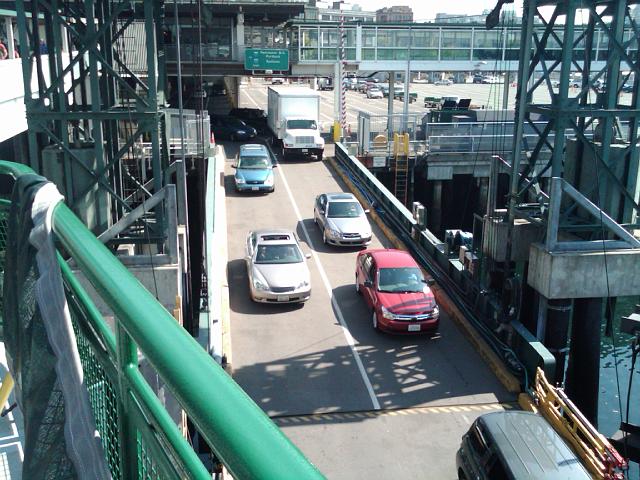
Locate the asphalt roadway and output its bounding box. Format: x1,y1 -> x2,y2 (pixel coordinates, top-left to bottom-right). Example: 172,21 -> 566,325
223,128 -> 515,477
238,78 -> 635,136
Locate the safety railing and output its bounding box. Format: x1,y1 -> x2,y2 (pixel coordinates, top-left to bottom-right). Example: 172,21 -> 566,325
0,161 -> 323,480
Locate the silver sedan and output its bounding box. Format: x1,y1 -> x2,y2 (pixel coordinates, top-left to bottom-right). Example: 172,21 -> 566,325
245,229 -> 311,303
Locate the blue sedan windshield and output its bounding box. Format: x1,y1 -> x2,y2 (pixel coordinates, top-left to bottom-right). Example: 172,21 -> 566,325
239,156 -> 271,169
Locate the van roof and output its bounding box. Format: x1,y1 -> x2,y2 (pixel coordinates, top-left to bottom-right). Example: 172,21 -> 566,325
268,86 -> 320,97
478,412 -> 590,479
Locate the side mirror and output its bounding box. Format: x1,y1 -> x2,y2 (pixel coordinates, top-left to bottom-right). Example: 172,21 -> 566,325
426,279 -> 436,287
364,209 -> 370,214
272,163 -> 278,168
319,209 -> 325,215
232,164 -> 237,169
305,253 -> 311,259
364,280 -> 373,288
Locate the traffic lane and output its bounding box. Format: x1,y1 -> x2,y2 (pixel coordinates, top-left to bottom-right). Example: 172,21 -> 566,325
274,404 -> 513,480
279,157 -> 513,409
224,141 -> 376,417
333,282 -> 513,408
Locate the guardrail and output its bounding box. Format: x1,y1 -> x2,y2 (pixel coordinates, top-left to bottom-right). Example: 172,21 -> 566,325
333,143 -> 554,388
0,161 -> 323,480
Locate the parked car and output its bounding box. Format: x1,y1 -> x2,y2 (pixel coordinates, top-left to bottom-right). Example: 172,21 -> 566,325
434,79 -> 453,86
271,77 -> 284,85
366,88 -> 384,99
473,74 -> 484,84
355,249 -> 439,334
210,116 -> 257,141
481,75 -> 501,84
232,144 -> 275,193
314,192 -> 372,247
456,411 -> 591,480
394,91 -> 418,103
424,96 -> 442,108
228,107 -> 268,133
245,229 -> 311,303
209,83 -> 227,96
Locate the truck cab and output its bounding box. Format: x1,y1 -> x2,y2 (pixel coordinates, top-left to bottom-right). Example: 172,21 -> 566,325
281,118 -> 324,161
267,86 -> 325,161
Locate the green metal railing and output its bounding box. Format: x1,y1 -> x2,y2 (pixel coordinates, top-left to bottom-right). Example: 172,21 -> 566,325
0,161 -> 324,480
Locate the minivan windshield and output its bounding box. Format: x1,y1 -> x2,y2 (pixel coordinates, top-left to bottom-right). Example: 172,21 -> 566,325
287,119 -> 317,130
238,155 -> 271,169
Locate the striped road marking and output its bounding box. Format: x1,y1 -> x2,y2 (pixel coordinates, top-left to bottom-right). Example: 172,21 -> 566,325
272,403 -> 518,425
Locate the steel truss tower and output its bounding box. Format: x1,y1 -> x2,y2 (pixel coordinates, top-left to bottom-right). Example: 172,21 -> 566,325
14,0 -> 203,334
500,0 -> 640,423
15,0 -> 170,236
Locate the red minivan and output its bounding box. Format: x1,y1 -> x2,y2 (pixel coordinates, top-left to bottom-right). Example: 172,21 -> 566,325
355,249 -> 439,334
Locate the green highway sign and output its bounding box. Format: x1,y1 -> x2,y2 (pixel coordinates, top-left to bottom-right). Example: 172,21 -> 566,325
244,48 -> 289,71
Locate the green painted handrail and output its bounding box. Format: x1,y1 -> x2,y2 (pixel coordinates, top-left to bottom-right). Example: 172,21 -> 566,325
0,160 -> 324,479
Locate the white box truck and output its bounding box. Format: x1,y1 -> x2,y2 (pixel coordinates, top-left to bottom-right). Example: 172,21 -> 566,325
267,86 -> 325,161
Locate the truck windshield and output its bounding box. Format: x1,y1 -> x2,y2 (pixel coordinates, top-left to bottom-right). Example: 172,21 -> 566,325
287,120 -> 317,130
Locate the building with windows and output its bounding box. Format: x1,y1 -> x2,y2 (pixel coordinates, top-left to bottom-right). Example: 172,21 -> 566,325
376,6 -> 413,23
318,3 -> 376,23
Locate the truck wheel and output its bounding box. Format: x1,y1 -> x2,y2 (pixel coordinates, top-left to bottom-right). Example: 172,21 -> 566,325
317,152 -> 323,162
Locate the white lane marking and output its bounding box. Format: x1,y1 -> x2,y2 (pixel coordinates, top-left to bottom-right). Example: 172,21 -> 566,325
243,88 -> 261,108
277,163 -> 381,411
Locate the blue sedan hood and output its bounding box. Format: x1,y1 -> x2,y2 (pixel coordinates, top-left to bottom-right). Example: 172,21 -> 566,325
236,168 -> 271,182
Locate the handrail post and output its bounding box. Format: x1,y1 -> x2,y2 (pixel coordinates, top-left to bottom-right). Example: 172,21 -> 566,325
116,324 -> 139,480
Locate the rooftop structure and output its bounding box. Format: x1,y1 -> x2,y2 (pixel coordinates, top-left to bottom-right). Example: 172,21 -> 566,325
376,6 -> 413,23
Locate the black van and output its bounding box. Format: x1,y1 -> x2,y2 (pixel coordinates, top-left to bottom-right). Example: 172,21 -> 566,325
456,411 -> 591,479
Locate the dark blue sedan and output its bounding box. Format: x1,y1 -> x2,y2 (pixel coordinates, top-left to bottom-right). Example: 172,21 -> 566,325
211,116 -> 257,141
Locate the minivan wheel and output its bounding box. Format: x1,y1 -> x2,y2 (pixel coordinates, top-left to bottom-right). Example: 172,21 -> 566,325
372,310 -> 378,330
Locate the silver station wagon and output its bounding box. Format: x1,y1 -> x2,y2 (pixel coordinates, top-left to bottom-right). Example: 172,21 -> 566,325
314,192 -> 372,247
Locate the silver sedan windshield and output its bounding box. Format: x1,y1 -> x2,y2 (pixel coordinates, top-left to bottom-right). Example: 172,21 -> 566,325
255,244 -> 303,264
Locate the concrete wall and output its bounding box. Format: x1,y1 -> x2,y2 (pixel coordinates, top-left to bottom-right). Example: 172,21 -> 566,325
73,262 -> 181,321
527,242 -> 640,299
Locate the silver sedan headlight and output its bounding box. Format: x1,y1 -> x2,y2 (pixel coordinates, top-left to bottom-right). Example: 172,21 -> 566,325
252,270 -> 269,291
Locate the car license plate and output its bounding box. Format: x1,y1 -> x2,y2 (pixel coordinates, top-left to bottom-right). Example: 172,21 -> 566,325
301,148 -> 308,152
408,324 -> 421,332
251,187 -> 259,191
277,295 -> 289,302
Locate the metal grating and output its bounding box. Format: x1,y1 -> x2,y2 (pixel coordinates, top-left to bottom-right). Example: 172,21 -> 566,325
0,200 -> 10,322
70,307 -> 123,480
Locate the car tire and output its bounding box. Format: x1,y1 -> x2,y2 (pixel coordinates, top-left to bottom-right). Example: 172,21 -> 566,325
322,229 -> 328,245
355,274 -> 361,295
372,310 -> 378,330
